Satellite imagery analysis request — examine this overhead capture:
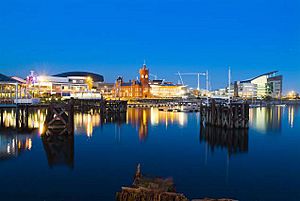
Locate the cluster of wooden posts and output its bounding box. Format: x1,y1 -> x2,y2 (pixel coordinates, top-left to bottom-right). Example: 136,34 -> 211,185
43,98 -> 127,136
100,99 -> 127,114
0,97 -> 249,134
200,100 -> 249,129
44,99 -> 75,135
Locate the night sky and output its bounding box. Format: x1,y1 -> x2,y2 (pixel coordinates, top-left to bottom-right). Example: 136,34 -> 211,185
0,0 -> 299,92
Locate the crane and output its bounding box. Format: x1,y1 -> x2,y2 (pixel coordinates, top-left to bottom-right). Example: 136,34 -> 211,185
176,71 -> 207,91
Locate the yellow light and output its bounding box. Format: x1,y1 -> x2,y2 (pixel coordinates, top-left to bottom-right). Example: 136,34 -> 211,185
39,123 -> 45,135
287,91 -> 296,99
86,76 -> 93,90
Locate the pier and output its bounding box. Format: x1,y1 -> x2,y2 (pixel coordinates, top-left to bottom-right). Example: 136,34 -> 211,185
43,98 -> 127,135
0,98 -> 127,135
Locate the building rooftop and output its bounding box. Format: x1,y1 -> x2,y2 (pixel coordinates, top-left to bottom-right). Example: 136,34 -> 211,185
53,71 -> 104,82
121,81 -> 142,87
240,71 -> 278,83
0,74 -> 23,83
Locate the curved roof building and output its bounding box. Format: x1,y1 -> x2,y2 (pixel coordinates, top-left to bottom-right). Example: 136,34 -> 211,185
54,71 -> 104,82
236,71 -> 282,98
0,74 -> 15,82
240,71 -> 278,83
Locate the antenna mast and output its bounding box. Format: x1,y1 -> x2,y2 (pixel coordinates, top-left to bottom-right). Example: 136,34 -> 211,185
228,66 -> 231,104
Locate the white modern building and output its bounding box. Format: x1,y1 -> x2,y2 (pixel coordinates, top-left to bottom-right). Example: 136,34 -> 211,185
235,71 -> 282,99
27,71 -> 104,99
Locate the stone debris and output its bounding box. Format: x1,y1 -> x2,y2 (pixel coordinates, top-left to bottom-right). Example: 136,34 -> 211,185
116,164 -> 188,201
116,164 -> 237,201
192,199 -> 238,201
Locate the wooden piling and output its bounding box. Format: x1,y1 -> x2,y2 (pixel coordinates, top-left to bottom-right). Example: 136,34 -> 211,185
200,101 -> 249,129
68,98 -> 74,135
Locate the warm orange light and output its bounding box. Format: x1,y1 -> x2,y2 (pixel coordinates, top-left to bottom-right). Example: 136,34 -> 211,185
86,76 -> 93,90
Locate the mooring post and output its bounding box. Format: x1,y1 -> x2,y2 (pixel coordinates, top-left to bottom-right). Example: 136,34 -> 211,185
100,97 -> 106,114
68,98 -> 74,135
211,99 -> 216,125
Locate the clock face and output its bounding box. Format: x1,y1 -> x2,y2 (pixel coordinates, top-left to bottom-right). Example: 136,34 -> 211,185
141,75 -> 144,78
145,74 -> 148,78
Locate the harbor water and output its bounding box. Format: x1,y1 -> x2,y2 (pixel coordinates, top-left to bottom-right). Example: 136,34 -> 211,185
0,106 -> 299,201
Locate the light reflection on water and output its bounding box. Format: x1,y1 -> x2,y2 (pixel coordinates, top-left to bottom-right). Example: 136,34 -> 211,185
249,105 -> 299,133
0,106 -> 299,201
0,107 -> 190,161
0,133 -> 32,160
0,106 -> 298,155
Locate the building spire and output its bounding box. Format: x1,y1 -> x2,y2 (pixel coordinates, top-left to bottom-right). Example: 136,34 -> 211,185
143,59 -> 146,68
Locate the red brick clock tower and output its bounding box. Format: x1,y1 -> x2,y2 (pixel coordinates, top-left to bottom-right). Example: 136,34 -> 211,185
139,62 -> 151,98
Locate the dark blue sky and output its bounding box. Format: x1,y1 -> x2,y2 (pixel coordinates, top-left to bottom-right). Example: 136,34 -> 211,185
0,0 -> 299,92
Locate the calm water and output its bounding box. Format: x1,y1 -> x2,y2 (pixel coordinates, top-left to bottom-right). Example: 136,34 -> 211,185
0,106 -> 299,201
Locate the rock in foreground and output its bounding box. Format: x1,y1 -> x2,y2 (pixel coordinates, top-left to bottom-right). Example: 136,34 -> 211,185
116,164 -> 237,201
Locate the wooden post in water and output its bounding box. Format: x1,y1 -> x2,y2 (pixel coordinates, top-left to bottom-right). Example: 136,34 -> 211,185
100,97 -> 106,114
68,98 -> 74,135
200,101 -> 249,129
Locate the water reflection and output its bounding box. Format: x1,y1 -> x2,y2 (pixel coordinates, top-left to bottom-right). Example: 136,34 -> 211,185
0,132 -> 33,160
126,108 -> 188,141
41,135 -> 74,169
0,108 -> 46,133
74,112 -> 101,137
200,126 -> 248,156
0,108 -> 188,140
249,106 -> 283,133
287,105 -> 299,128
150,108 -> 187,127
127,109 -> 150,141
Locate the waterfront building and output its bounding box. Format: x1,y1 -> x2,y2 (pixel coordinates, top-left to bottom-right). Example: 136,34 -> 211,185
113,63 -> 151,98
0,73 -> 28,102
96,83 -> 115,98
267,75 -> 283,98
149,79 -> 187,98
234,71 -> 283,99
27,71 -> 104,98
54,71 -> 104,89
112,63 -> 187,99
234,82 -> 258,99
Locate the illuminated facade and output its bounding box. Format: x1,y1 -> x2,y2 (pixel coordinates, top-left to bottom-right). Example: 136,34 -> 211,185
268,75 -> 283,98
0,74 -> 28,102
235,71 -> 283,99
113,64 -> 151,98
27,71 -> 104,98
149,80 -> 187,98
113,64 -> 187,99
234,82 -> 258,98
